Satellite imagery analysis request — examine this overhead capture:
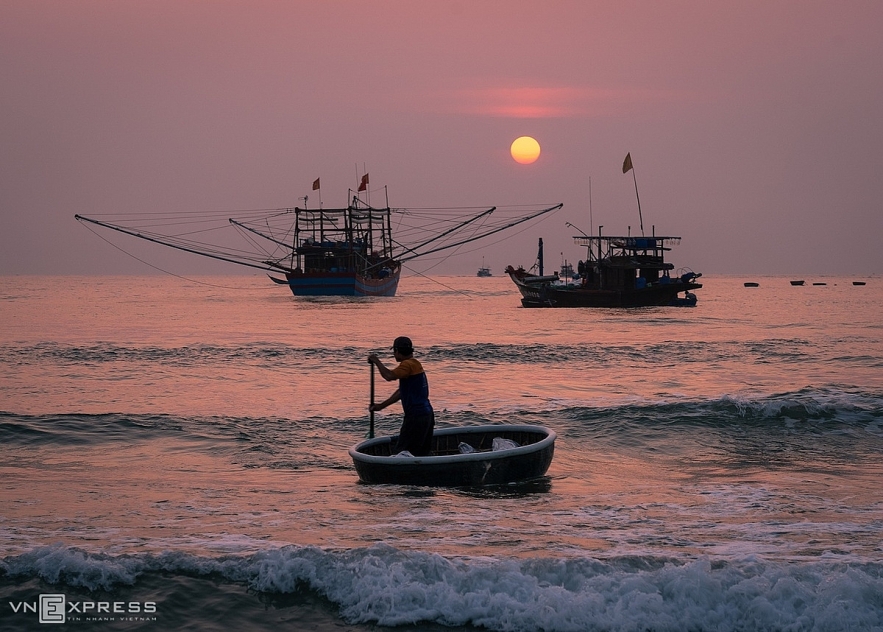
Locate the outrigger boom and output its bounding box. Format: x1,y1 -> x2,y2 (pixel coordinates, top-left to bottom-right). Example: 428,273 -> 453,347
76,191 -> 562,297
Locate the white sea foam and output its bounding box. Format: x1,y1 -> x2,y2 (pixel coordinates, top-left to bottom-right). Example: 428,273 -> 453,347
4,544 -> 882,631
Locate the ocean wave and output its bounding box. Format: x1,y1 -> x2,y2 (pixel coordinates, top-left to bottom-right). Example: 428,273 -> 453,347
3,387 -> 881,448
0,412 -> 188,447
548,386 -> 883,426
3,544 -> 882,632
0,412 -> 354,472
0,338 -> 832,369
430,340 -> 822,367
0,342 -> 361,368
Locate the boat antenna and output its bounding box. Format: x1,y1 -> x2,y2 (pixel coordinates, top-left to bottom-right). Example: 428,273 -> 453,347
622,153 -> 644,236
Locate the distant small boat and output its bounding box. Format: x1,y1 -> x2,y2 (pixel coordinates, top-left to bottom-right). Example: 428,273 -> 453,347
744,282 -> 759,287
853,281 -> 866,286
477,257 -> 492,277
813,282 -> 827,286
790,280 -> 805,286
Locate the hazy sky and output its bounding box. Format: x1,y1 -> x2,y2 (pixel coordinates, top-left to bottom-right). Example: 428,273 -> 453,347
2,1 -> 882,277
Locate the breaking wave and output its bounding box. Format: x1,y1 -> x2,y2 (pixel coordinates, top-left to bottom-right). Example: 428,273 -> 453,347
3,544 -> 882,632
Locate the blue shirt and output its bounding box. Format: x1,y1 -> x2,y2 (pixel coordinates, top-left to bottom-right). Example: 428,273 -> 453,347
391,358 -> 433,416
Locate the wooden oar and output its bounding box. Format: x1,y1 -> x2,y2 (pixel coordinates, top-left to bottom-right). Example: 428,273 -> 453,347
369,360 -> 375,439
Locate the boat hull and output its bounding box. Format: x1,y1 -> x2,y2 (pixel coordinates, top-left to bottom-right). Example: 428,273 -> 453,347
349,425 -> 556,486
283,267 -> 401,297
509,272 -> 701,308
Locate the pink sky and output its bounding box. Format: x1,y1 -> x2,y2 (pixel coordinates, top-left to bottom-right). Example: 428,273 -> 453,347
2,1 -> 881,276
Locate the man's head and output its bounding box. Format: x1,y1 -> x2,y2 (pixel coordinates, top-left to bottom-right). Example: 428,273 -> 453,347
392,336 -> 414,358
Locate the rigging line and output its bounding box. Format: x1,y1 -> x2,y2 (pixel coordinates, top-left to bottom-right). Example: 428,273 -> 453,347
230,221 -> 286,260
402,264 -> 471,297
422,210 -> 558,261
87,206 -> 288,217
396,203 -> 562,264
408,217 -> 489,274
393,207 -> 495,259
409,243 -> 460,274
77,222 -> 269,291
76,215 -> 273,271
230,218 -> 294,251
431,204 -> 563,261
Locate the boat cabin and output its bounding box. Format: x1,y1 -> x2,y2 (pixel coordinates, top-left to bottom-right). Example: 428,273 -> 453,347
574,234 -> 683,291
286,202 -> 396,280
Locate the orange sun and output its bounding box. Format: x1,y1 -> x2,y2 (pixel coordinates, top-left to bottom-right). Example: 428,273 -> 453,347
510,136 -> 541,164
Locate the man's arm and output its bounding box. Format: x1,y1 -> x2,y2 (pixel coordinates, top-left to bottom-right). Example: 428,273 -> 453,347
370,388 -> 401,412
368,354 -> 398,381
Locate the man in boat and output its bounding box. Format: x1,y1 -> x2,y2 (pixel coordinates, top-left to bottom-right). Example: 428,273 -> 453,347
367,336 -> 435,456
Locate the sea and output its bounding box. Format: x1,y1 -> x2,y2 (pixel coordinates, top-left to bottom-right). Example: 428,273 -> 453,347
1,273 -> 882,632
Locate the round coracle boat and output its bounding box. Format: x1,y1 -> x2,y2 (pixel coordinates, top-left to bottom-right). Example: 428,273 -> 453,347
349,424 -> 556,487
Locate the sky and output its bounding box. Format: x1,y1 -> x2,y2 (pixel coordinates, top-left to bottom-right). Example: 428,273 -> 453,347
2,0 -> 882,277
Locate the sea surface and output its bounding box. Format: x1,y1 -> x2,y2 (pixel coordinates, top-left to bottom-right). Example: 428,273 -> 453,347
1,274 -> 882,631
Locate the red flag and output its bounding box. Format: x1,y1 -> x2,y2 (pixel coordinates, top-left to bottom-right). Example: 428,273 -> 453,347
358,173 -> 369,192
312,178 -> 320,190
622,153 -> 633,174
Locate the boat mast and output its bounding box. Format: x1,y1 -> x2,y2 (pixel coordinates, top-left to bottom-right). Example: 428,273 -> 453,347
367,204 -> 373,255
622,153 -> 644,236
385,193 -> 393,260
537,238 -> 544,276
292,209 -> 299,270
597,225 -> 603,290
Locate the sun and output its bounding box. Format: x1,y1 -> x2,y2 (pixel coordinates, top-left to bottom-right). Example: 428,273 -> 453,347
510,136 -> 541,164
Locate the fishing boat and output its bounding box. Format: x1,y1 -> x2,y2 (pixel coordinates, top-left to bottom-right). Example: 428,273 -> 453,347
505,154 -> 701,308
75,183 -> 562,297
477,257 -> 492,277
790,280 -> 805,286
744,282 -> 760,287
266,203 -> 401,296
506,234 -> 702,308
349,425 -> 555,486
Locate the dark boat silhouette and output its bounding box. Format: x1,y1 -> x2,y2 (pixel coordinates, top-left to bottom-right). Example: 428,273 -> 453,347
350,425 -> 555,487
507,235 -> 702,307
